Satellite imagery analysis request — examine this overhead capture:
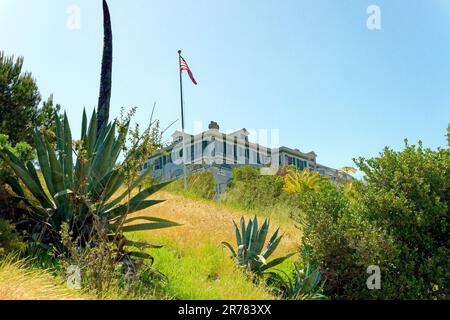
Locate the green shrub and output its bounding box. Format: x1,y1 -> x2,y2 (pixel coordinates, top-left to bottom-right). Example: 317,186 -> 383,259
167,170 -> 216,200
188,170 -> 216,200
294,136 -> 450,299
0,218 -> 26,257
353,140 -> 449,299
293,182 -> 398,299
224,167 -> 284,211
231,166 -> 260,183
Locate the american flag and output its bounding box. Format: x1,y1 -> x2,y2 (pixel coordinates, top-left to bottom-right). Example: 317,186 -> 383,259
180,56 -> 198,85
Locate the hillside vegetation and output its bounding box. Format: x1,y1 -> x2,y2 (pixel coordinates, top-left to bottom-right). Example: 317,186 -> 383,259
123,191 -> 300,300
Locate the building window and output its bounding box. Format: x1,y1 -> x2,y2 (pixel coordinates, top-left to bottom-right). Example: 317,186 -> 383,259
154,157 -> 163,170
234,138 -> 238,162
202,140 -> 208,153
223,135 -> 227,157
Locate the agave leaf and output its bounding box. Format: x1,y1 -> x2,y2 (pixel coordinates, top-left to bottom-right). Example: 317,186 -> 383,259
5,150 -> 54,208
240,217 -> 246,248
102,171 -> 125,202
302,268 -> 321,292
26,161 -> 48,198
128,251 -> 154,263
233,220 -> 242,247
81,109 -> 87,139
54,189 -> 74,199
73,110 -> 97,194
245,219 -> 253,248
237,244 -> 246,265
123,216 -> 176,225
261,233 -> 284,260
256,254 -> 267,265
105,181 -> 169,212
63,113 -> 74,189
109,120 -> 129,171
125,239 -> 163,250
106,200 -> 165,220
45,139 -> 65,194
259,252 -> 296,272
86,109 -> 97,156
267,227 -> 280,247
4,176 -> 25,198
121,220 -> 179,233
89,169 -> 123,203
54,112 -> 65,164
90,122 -> 116,182
253,219 -> 270,258
94,122 -> 111,152
33,129 -> 55,198
248,216 -> 261,259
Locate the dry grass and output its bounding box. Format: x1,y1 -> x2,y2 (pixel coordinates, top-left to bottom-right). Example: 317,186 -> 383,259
0,259 -> 91,300
125,191 -> 301,300
0,189 -> 301,300
133,191 -> 301,257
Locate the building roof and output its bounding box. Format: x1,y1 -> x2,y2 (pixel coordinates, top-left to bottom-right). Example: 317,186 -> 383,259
278,146 -> 317,161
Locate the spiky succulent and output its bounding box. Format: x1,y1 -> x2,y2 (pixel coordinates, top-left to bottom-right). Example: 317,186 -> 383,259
268,264 -> 325,300
222,216 -> 295,275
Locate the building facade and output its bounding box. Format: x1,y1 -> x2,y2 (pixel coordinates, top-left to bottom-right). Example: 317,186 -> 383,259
142,121 -> 353,193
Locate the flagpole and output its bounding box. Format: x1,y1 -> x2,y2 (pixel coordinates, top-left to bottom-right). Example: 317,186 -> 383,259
178,50 -> 188,191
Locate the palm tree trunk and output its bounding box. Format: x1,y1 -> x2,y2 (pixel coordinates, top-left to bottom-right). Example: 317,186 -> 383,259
97,0 -> 113,139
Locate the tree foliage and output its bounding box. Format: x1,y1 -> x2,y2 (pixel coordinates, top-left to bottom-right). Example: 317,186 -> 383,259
0,52 -> 61,145
294,132 -> 450,299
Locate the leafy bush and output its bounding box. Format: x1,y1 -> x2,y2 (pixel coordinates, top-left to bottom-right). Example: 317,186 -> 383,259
353,140 -> 449,299
224,167 -> 285,211
58,223 -> 167,299
294,136 -> 450,299
294,183 -> 399,299
166,170 -> 216,200
187,170 -> 216,200
221,216 -> 295,276
0,218 -> 26,257
231,166 -> 260,183
0,52 -> 61,145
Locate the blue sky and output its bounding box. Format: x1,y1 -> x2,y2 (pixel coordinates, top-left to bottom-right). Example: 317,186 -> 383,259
1,0 -> 449,174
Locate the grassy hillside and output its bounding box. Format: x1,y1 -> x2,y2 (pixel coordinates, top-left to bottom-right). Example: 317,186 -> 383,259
1,191 -> 300,300
125,191 -> 301,300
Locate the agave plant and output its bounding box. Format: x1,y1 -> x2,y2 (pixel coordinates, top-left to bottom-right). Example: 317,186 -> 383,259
0,109 -> 178,255
268,264 -> 325,300
267,247 -> 326,300
222,216 -> 295,275
283,166 -> 325,193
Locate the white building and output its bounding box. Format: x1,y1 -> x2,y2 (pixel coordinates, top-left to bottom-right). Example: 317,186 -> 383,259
142,121 -> 353,193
